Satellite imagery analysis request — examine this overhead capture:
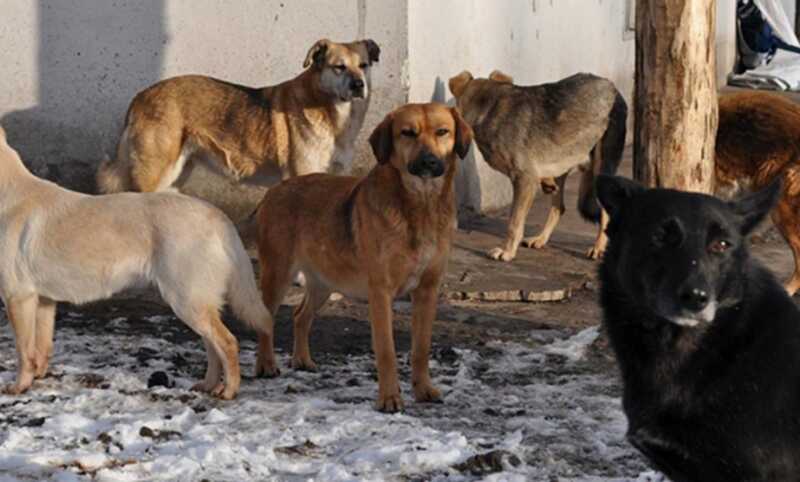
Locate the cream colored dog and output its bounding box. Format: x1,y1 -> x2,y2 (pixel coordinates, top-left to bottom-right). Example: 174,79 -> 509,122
0,127 -> 278,399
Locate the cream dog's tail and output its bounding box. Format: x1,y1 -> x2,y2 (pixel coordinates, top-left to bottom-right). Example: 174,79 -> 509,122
225,227 -> 274,337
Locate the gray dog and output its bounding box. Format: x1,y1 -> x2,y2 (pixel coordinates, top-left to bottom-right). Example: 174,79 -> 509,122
449,70 -> 627,261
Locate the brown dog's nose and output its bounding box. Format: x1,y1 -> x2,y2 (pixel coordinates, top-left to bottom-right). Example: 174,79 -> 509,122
350,78 -> 365,91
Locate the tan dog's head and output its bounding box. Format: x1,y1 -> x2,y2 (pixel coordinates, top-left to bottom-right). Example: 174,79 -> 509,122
448,70 -> 514,121
304,39 -> 380,102
369,103 -> 473,193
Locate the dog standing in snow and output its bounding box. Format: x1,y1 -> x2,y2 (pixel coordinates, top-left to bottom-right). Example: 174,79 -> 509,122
0,127 -> 278,399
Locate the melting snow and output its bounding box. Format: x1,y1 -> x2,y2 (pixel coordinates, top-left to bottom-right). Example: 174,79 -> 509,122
0,312 -> 661,481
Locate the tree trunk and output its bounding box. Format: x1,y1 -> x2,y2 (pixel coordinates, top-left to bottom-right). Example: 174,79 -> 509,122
633,0 -> 718,192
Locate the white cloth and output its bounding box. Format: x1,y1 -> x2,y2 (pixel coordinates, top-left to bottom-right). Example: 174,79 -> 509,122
729,0 -> 800,91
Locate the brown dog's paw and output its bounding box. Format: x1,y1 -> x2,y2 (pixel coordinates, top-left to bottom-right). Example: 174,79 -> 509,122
211,383 -> 237,401
586,245 -> 605,260
521,235 -> 548,249
487,247 -> 515,262
376,393 -> 404,413
255,360 -> 281,378
291,356 -> 318,372
413,384 -> 443,404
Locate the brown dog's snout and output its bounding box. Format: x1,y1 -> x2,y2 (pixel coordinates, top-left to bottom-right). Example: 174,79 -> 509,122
350,77 -> 366,97
408,151 -> 445,178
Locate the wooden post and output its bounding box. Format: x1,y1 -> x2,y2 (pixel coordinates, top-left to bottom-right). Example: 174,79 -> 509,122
633,0 -> 718,192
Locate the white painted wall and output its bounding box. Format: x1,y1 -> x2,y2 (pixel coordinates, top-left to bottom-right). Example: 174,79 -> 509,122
408,0 -> 738,212
0,0 -> 407,174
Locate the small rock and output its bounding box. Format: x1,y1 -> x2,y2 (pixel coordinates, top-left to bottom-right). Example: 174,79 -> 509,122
453,450 -> 522,475
147,371 -> 172,388
139,425 -> 181,442
284,385 -> 299,394
345,378 -> 360,387
24,417 -> 45,427
275,439 -> 318,456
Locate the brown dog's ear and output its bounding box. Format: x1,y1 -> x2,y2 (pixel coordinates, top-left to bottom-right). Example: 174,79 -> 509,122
303,39 -> 330,68
450,107 -> 473,159
448,71 -> 473,98
369,113 -> 394,164
489,70 -> 514,84
363,39 -> 380,64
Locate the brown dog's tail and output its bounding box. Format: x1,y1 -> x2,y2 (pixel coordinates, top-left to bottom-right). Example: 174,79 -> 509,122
96,155 -> 132,194
578,91 -> 627,222
96,124 -> 135,194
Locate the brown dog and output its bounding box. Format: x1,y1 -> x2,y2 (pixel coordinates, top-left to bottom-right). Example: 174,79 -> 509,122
716,91 -> 800,296
253,103 -> 472,412
449,70 -> 627,261
97,39 -> 380,194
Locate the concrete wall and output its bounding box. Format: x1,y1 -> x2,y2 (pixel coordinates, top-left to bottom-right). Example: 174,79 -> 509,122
0,0 -> 738,217
0,0 -> 408,217
408,0 -> 737,213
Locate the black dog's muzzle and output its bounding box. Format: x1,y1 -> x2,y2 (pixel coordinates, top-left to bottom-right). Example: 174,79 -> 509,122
408,152 -> 445,178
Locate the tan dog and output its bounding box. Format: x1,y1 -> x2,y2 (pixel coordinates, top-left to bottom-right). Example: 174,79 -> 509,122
97,38 -> 380,193
253,103 -> 472,412
0,127 -> 278,399
449,70 -> 627,261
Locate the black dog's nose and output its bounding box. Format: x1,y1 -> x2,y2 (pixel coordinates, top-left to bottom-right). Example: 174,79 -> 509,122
351,78 -> 365,90
679,287 -> 709,312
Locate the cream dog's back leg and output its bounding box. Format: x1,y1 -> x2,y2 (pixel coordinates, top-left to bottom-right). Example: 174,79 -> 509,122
34,298 -> 56,379
4,294 -> 39,394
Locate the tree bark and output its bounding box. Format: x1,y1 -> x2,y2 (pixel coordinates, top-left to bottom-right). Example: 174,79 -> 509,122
633,0 -> 717,192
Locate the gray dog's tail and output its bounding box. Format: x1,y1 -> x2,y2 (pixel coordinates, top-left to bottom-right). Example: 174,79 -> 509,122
578,91 -> 627,222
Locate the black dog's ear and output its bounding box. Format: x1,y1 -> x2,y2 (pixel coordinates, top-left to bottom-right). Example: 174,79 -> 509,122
369,113 -> 393,164
595,175 -> 645,218
363,39 -> 380,64
730,177 -> 782,235
448,71 -> 473,98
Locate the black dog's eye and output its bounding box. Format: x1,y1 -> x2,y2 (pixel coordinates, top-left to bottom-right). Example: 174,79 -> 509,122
435,128 -> 449,137
334,65 -> 347,73
359,62 -> 369,69
401,128 -> 418,138
708,239 -> 731,254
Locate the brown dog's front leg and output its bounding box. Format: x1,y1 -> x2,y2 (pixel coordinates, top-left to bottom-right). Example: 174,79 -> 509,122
488,172 -> 536,262
368,288 -> 403,413
410,273 -> 442,404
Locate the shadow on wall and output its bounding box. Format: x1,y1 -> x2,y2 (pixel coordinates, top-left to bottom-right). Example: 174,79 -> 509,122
428,76 -> 483,218
1,1 -> 166,192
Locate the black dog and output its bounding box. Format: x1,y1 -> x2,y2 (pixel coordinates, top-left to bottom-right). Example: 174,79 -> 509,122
596,175 -> 800,481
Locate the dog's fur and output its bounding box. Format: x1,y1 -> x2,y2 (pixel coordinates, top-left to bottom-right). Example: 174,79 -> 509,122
715,91 -> 800,296
253,103 -> 472,412
0,127 -> 278,399
97,39 -> 380,194
448,70 -> 627,261
597,175 -> 800,481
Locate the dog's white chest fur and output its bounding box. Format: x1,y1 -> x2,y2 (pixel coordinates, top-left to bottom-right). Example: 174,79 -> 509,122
399,243 -> 437,296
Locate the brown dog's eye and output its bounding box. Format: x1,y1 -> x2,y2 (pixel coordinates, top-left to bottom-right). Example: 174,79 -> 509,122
401,128 -> 417,138
435,128 -> 449,137
708,239 -> 731,254
334,65 -> 346,73
359,63 -> 368,69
